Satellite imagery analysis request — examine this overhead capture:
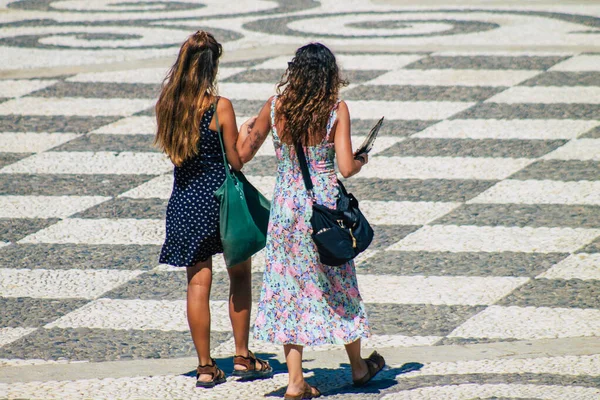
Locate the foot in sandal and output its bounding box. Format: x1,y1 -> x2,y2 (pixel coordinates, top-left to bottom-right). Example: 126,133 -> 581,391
232,350 -> 274,380
284,382 -> 321,399
195,358 -> 227,388
352,351 -> 386,387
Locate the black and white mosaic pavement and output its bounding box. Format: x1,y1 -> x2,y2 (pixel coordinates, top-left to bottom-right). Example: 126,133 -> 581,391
0,0 -> 599,398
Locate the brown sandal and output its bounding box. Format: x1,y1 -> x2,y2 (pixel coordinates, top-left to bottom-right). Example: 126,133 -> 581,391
232,350 -> 273,380
284,382 -> 321,399
195,358 -> 226,388
353,351 -> 386,387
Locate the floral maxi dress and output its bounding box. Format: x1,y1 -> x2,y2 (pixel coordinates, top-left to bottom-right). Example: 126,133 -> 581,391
254,98 -> 371,346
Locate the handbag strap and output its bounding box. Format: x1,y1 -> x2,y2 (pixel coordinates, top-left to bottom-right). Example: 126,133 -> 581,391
213,99 -> 232,177
294,141 -> 315,199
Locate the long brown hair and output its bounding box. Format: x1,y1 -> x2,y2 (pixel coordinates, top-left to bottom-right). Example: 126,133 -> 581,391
154,31 -> 222,166
276,43 -> 348,145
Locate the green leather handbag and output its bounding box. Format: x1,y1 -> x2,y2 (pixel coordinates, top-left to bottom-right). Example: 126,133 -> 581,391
213,103 -> 271,267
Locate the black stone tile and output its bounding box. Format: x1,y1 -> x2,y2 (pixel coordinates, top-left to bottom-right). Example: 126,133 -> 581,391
220,57 -> 274,68
0,298 -> 89,328
51,134 -> 158,152
433,204 -> 600,228
30,82 -> 161,99
497,278 -> 600,309
365,303 -> 484,336
578,236 -> 600,253
370,225 -> 421,250
0,152 -> 32,168
0,244 -> 160,270
242,155 -> 278,176
0,218 -> 59,243
73,198 -> 167,219
343,178 -> 497,202
357,251 -> 567,277
223,68 -> 284,83
404,56 -> 568,70
341,70 -> 390,84
344,85 -> 504,102
0,174 -> 156,196
437,337 -> 519,346
0,115 -> 120,133
452,103 -> 600,120
519,71 -> 600,87
103,270 -> 265,301
509,160 -> 600,181
0,97 -> 9,104
378,138 -> 565,158
230,99 -> 266,116
134,107 -> 155,117
0,327 -> 231,362
581,125 -> 600,139
351,119 -> 435,137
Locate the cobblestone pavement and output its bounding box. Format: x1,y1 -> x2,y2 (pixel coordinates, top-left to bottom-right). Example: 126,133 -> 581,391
1,0 -> 600,398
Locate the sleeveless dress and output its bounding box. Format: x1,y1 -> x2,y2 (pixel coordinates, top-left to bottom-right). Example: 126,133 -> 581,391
159,104 -> 225,267
254,97 -> 371,346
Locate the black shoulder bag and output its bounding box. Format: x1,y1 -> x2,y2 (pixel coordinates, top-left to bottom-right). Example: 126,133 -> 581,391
295,142 -> 374,266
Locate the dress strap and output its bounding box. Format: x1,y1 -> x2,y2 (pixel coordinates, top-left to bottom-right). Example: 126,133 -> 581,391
270,95 -> 280,142
325,100 -> 340,142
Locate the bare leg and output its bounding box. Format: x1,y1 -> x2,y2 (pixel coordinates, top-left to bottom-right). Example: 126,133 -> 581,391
344,338 -> 368,381
227,258 -> 252,365
186,259 -> 213,382
284,344 -> 306,395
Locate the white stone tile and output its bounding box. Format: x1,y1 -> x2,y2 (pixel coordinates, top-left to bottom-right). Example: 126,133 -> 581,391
0,97 -> 155,117
538,254 -> 600,280
357,275 -> 528,306
0,132 -> 80,153
414,119 -> 600,140
91,116 -> 157,135
0,242 -> 9,249
0,79 -> 58,98
351,136 -> 403,155
0,152 -> 172,175
550,55 -> 600,71
217,67 -> 246,80
19,218 -> 165,245
346,100 -> 474,120
67,68 -> 169,84
383,383 -> 600,400
400,354 -> 600,378
432,51 -> 576,57
487,86 -> 600,104
0,358 -> 88,368
366,69 -> 540,87
218,83 -> 277,100
360,156 -> 533,180
337,54 -> 425,70
388,225 -> 600,253
449,305 -> 600,340
0,327 -> 37,347
360,201 -> 460,225
543,139 -> 600,161
0,269 -> 143,299
469,180 -> 600,205
45,299 -> 251,332
0,196 -> 109,218
154,248 -> 266,274
119,174 -> 173,199
251,55 -> 297,70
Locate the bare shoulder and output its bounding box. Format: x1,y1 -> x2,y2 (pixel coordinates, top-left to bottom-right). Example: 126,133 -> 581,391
216,96 -> 233,111
336,100 -> 349,114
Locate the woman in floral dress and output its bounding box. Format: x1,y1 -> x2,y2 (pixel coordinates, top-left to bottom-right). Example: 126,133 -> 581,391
237,43 -> 385,399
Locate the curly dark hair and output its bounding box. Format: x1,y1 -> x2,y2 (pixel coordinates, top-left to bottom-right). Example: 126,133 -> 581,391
276,43 -> 348,146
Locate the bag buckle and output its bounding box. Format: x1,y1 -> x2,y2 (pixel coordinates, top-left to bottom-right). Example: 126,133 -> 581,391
349,228 -> 357,248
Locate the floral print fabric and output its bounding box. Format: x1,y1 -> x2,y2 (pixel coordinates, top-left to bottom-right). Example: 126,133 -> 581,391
253,97 -> 371,346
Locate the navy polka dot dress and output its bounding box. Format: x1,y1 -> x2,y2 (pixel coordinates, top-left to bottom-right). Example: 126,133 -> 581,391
159,104 -> 226,267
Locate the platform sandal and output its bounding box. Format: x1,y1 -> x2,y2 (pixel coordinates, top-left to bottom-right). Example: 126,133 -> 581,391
232,350 -> 274,380
195,358 -> 226,388
283,382 -> 321,400
352,350 -> 386,387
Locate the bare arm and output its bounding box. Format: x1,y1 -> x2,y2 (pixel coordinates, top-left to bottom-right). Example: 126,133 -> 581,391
209,97 -> 243,171
333,101 -> 368,178
237,96 -> 273,164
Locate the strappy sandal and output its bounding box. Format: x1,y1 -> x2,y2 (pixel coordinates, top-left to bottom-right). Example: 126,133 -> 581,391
232,350 -> 273,380
353,351 -> 386,387
195,358 -> 226,388
283,382 -> 321,400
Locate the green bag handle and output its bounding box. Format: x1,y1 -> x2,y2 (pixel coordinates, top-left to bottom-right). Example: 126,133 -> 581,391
213,99 -> 234,180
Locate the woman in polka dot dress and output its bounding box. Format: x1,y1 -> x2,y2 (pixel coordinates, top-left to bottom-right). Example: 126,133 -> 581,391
154,31 -> 272,388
